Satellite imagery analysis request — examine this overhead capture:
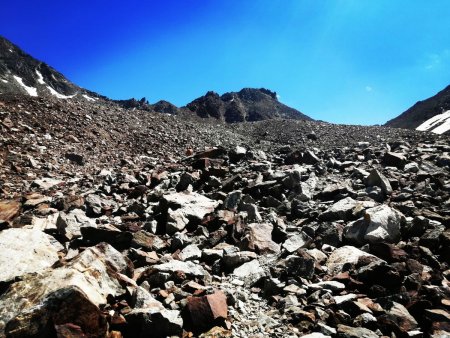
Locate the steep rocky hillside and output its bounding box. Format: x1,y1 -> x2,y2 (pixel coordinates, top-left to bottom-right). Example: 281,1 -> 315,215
385,85 -> 450,134
0,36 -> 102,102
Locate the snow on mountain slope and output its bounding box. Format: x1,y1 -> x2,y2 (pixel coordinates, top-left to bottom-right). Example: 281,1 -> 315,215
0,35 -> 102,101
416,110 -> 450,134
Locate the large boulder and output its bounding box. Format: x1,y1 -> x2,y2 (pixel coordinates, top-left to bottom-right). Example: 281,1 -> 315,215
326,245 -> 384,276
0,243 -> 130,335
0,228 -> 63,282
344,205 -> 406,245
162,191 -> 219,234
319,197 -> 376,221
363,205 -> 405,243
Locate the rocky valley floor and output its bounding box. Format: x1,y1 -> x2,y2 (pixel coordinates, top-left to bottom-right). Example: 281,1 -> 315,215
0,94 -> 449,338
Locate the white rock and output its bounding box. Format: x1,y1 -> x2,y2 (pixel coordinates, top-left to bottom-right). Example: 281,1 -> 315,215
0,243 -> 129,332
334,293 -> 358,304
301,333 -> 331,338
179,244 -> 202,261
233,260 -> 265,286
320,197 -> 376,221
26,213 -> 58,230
307,248 -> 328,263
32,177 -> 63,190
0,228 -> 63,282
326,245 -> 383,276
282,232 -> 311,253
308,281 -> 345,292
163,191 -> 219,233
364,205 -> 405,243
153,260 -> 208,278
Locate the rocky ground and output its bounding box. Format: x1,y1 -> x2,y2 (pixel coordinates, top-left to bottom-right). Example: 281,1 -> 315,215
0,94 -> 449,338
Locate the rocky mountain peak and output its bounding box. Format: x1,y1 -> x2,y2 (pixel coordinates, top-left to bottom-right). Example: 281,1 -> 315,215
186,87 -> 311,123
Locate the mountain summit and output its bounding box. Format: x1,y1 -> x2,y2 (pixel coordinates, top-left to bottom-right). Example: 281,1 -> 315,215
185,88 -> 312,123
385,85 -> 450,134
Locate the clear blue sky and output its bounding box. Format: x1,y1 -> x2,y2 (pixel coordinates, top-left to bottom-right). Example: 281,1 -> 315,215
2,1 -> 450,125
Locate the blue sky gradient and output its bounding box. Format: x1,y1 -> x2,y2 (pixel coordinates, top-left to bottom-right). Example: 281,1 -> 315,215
2,1 -> 450,125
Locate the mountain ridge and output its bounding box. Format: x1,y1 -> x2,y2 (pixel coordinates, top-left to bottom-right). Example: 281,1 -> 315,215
0,35 -> 312,123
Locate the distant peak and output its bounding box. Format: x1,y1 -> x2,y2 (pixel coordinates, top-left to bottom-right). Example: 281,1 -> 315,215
185,87 -> 311,123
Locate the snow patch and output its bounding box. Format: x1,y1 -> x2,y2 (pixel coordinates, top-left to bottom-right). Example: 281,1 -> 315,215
1,79 -> 7,83
8,49 -> 13,53
35,70 -> 45,84
13,76 -> 38,97
416,110 -> 450,134
82,94 -> 96,102
46,86 -> 76,99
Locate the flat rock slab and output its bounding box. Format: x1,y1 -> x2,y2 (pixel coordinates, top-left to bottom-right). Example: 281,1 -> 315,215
152,260 -> 209,279
32,178 -> 63,190
0,228 -> 63,282
233,259 -> 265,286
186,290 -> 228,333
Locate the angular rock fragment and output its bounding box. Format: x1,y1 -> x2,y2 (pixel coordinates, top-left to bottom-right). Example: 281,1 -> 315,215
326,245 -> 384,276
363,205 -> 405,243
282,232 -> 312,253
162,191 -> 219,234
241,222 -> 280,254
126,287 -> 183,338
232,260 -> 265,286
32,177 -> 63,190
365,169 -> 393,195
185,290 -> 228,333
383,152 -> 407,169
319,197 -> 375,221
285,250 -> 315,279
56,208 -> 97,240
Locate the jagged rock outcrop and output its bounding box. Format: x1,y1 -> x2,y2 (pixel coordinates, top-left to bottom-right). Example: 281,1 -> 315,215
185,88 -> 312,123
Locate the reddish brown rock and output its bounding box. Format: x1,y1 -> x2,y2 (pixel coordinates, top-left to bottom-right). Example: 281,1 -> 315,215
0,200 -> 21,223
185,290 -> 228,333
